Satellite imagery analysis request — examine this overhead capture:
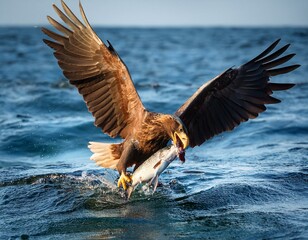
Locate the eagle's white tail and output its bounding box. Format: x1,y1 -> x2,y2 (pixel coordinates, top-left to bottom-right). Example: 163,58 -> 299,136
88,142 -> 122,169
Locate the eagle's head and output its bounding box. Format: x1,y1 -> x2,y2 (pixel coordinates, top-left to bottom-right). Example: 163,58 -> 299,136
164,115 -> 189,162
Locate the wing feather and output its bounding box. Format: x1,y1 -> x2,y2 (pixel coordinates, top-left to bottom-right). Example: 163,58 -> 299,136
43,1 -> 146,138
256,44 -> 290,64
268,65 -> 300,76
176,39 -> 298,147
262,54 -> 295,69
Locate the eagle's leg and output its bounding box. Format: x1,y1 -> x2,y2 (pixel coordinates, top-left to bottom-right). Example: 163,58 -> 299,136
117,172 -> 132,190
116,141 -> 137,190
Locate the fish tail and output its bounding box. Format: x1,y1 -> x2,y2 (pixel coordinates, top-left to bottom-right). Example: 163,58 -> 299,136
152,175 -> 159,193
88,142 -> 122,169
126,186 -> 134,200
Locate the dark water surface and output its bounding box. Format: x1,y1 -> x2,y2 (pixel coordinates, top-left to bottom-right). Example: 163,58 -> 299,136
0,27 -> 307,239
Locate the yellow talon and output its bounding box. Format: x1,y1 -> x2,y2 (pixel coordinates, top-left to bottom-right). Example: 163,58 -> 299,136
117,172 -> 132,190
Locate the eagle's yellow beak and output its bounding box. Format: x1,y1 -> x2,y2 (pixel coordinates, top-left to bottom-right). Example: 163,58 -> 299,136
172,131 -> 189,149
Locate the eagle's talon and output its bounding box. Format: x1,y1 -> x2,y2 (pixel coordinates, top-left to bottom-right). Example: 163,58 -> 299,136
117,172 -> 132,190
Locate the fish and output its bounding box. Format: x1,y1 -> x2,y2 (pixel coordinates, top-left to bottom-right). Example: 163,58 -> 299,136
126,145 -> 179,199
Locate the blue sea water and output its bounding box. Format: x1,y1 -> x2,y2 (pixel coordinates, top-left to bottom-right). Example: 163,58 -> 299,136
0,26 -> 307,239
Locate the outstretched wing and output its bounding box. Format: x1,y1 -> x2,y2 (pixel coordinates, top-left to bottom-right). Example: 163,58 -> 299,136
42,1 -> 146,138
175,39 -> 299,147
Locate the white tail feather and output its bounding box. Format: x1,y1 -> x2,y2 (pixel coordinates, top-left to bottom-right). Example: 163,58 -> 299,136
88,142 -> 121,170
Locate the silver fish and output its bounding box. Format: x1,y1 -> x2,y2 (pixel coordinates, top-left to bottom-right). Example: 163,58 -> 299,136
126,145 -> 178,199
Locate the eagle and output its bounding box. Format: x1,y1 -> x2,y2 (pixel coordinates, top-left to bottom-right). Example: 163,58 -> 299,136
42,1 -> 299,190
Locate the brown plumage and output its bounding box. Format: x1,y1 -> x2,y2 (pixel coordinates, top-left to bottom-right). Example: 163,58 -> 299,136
42,1 -> 299,189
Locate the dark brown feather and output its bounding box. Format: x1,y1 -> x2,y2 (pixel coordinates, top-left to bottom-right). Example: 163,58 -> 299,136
268,83 -> 295,91
262,54 -> 295,69
256,44 -> 290,64
268,65 -> 300,76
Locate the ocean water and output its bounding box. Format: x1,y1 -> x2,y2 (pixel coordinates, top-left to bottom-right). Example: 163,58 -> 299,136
0,27 -> 307,239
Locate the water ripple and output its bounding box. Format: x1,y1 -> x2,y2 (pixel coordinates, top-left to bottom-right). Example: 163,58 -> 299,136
0,27 -> 307,239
